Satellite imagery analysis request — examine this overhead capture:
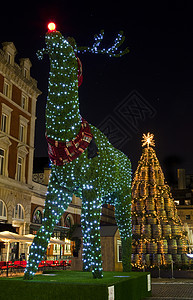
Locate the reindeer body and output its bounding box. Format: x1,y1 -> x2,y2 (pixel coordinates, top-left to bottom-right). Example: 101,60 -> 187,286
24,29 -> 132,279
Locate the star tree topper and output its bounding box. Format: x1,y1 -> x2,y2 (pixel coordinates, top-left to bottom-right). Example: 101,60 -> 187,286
142,132 -> 155,148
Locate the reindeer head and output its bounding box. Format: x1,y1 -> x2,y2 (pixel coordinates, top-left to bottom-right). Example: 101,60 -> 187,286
37,24 -> 129,62
37,23 -> 78,71
37,24 -> 129,91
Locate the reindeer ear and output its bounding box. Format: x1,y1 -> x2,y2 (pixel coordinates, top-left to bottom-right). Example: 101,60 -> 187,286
67,37 -> 77,52
36,48 -> 47,60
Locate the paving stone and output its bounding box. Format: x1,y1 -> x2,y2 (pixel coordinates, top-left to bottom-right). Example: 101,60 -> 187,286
144,280 -> 193,300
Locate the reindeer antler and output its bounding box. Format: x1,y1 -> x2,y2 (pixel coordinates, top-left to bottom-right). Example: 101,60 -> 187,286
77,30 -> 129,57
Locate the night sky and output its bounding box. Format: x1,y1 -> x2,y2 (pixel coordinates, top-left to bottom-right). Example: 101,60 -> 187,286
1,1 -> 193,183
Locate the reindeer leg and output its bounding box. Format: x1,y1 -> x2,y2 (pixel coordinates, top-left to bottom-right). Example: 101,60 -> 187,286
81,199 -> 92,272
24,174 -> 73,280
115,188 -> 132,272
81,189 -> 103,278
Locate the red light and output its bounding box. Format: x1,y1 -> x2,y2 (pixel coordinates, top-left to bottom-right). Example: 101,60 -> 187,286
48,22 -> 56,31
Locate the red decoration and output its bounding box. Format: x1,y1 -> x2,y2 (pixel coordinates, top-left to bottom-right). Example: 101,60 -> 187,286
77,56 -> 83,87
46,118 -> 93,166
48,22 -> 56,31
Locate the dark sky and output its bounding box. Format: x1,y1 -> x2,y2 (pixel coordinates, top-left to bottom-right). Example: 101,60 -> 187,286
1,1 -> 193,182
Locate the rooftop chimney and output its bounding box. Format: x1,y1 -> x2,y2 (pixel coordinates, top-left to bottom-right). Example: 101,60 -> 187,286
177,169 -> 186,189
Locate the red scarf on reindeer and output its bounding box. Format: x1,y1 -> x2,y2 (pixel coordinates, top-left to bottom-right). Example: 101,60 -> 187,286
46,118 -> 93,166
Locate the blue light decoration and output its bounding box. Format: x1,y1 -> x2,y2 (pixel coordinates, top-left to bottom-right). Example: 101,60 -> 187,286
77,29 -> 130,57
24,23 -> 132,280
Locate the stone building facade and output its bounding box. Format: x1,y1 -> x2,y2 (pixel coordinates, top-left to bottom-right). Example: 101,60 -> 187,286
0,42 -> 41,260
172,169 -> 193,242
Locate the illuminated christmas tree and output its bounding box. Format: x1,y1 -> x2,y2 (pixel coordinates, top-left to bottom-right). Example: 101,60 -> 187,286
131,133 -> 188,268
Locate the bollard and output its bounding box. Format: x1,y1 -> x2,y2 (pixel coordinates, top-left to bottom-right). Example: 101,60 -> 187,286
143,260 -> 146,272
171,260 -> 174,279
158,263 -> 161,279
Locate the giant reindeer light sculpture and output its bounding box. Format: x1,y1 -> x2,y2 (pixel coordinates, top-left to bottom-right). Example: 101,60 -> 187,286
24,23 -> 132,279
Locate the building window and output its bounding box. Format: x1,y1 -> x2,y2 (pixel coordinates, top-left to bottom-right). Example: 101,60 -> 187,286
53,244 -> 60,256
0,148 -> 5,175
185,200 -> 191,205
3,82 -> 9,97
117,240 -> 122,262
3,80 -> 12,98
21,94 -> 28,110
1,114 -> 7,133
12,204 -> 24,220
64,240 -> 71,255
1,103 -> 12,135
32,210 -> 42,224
16,156 -> 23,181
186,215 -> 191,220
174,200 -> 180,205
0,136 -> 11,177
19,124 -> 25,142
16,144 -> 28,183
23,68 -> 27,78
19,115 -> 29,144
0,200 -> 7,220
6,52 -> 13,65
7,53 -> 11,63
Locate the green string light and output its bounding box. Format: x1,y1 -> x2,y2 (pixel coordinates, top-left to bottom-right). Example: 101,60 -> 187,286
24,27 -> 131,280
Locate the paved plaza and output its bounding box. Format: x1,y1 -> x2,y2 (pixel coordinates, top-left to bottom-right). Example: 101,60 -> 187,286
145,278 -> 193,300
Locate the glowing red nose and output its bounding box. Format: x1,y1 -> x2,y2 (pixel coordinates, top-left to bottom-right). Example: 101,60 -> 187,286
48,22 -> 56,31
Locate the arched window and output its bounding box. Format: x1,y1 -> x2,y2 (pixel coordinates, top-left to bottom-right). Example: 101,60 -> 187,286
0,199 -> 7,220
64,214 -> 74,228
32,209 -> 42,224
12,204 -> 24,221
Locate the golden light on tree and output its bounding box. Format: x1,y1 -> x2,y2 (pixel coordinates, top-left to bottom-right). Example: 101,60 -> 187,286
131,134 -> 189,268
141,132 -> 155,148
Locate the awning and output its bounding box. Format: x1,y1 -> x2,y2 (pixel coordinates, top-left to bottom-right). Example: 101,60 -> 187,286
0,231 -> 67,261
0,231 -> 32,262
50,237 -> 66,245
0,231 -> 31,243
